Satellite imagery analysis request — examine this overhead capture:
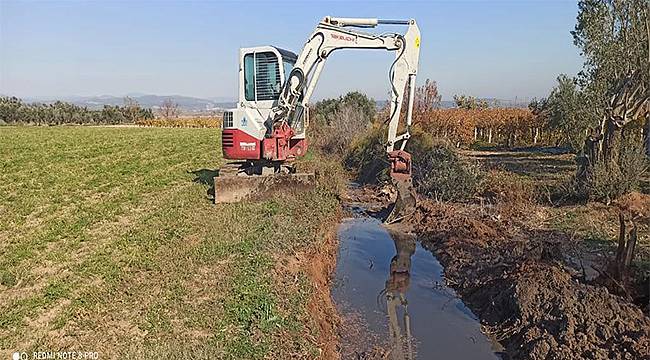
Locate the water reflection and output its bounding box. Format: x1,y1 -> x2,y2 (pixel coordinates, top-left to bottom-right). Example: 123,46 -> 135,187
382,229 -> 417,360
333,217 -> 499,359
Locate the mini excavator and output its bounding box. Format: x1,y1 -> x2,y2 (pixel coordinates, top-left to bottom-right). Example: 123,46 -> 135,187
216,16 -> 421,222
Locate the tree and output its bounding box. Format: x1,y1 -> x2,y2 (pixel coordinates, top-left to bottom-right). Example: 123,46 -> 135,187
572,0 -> 649,143
544,74 -> 590,150
122,97 -> 154,123
123,97 -> 140,123
453,95 -> 489,110
0,97 -> 24,124
310,91 -> 377,156
311,91 -> 376,127
159,98 -> 180,119
568,1 -> 650,284
414,79 -> 442,112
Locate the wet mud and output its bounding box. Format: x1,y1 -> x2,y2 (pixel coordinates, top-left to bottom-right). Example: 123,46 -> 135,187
412,200 -> 650,360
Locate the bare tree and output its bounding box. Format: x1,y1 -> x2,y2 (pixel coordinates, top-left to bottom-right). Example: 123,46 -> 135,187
159,98 -> 180,119
123,96 -> 140,123
406,78 -> 441,123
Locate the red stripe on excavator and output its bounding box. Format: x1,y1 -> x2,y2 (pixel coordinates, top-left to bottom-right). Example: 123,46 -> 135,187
221,129 -> 262,160
221,128 -> 309,161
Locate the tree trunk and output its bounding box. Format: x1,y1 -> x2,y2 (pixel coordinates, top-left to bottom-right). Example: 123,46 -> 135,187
601,117 -> 620,163
645,117 -> 650,156
611,211 -> 638,285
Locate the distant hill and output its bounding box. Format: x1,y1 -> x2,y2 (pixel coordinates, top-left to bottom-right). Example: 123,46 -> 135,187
21,94 -> 236,113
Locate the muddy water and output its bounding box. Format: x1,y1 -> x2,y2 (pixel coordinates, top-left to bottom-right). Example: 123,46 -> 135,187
333,216 -> 499,359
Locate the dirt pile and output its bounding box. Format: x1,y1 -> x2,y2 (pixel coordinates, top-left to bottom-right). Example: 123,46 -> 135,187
412,200 -> 650,359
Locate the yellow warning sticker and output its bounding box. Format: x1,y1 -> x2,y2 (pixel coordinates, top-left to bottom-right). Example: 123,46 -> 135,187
415,36 -> 420,48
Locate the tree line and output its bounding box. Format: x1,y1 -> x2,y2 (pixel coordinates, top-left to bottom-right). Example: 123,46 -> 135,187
0,96 -> 154,125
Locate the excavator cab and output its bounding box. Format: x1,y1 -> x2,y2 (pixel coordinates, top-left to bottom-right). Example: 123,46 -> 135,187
221,46 -> 307,166
216,46 -> 313,203
239,46 -> 297,107
221,46 -> 305,164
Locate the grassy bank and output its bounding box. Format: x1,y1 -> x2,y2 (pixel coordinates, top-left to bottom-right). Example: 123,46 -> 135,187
0,126 -> 343,359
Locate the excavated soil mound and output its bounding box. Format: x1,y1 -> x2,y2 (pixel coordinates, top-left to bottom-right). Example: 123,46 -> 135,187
412,200 -> 650,360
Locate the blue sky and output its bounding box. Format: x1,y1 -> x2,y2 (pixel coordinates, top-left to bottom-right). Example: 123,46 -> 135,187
0,0 -> 583,102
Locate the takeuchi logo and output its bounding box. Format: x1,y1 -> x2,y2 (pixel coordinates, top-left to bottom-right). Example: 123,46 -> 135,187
331,33 -> 354,42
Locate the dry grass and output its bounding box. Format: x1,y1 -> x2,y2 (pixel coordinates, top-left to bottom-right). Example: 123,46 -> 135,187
464,147 -> 650,268
136,117 -> 222,128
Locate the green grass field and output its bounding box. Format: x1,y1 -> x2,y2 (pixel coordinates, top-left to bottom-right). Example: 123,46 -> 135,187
0,126 -> 341,359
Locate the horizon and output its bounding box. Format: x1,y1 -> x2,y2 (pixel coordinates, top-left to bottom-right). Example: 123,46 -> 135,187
1,0 -> 583,102
9,93 -> 533,104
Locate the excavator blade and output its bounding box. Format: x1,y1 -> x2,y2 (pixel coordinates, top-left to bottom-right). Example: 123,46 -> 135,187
214,173 -> 315,204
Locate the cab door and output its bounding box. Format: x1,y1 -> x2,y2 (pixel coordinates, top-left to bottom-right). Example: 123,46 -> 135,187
239,48 -> 284,110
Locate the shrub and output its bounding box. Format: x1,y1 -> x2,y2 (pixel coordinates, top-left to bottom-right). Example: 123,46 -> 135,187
572,135 -> 648,204
310,92 -> 376,157
347,126 -> 483,202
311,91 -> 376,127
310,103 -> 371,157
345,125 -> 390,184
406,131 -> 482,202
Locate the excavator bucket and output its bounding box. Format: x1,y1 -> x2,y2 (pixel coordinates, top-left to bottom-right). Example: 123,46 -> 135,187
385,176 -> 417,224
214,172 -> 315,203
385,150 -> 417,224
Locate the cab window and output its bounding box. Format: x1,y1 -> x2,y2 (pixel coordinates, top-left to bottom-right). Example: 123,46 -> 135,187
283,58 -> 294,85
254,52 -> 280,101
243,54 -> 255,101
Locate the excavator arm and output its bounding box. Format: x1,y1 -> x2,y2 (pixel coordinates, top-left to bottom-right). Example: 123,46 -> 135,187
271,16 -> 421,222
272,17 -> 420,151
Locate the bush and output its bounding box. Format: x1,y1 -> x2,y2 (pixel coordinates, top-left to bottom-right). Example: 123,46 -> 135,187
345,125 -> 390,184
406,131 -> 482,202
310,102 -> 371,157
309,92 -> 376,158
573,139 -> 649,204
347,126 -> 483,201
311,91 -> 376,127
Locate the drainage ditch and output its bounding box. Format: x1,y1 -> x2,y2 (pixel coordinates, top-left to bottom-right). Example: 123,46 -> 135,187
332,210 -> 501,359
